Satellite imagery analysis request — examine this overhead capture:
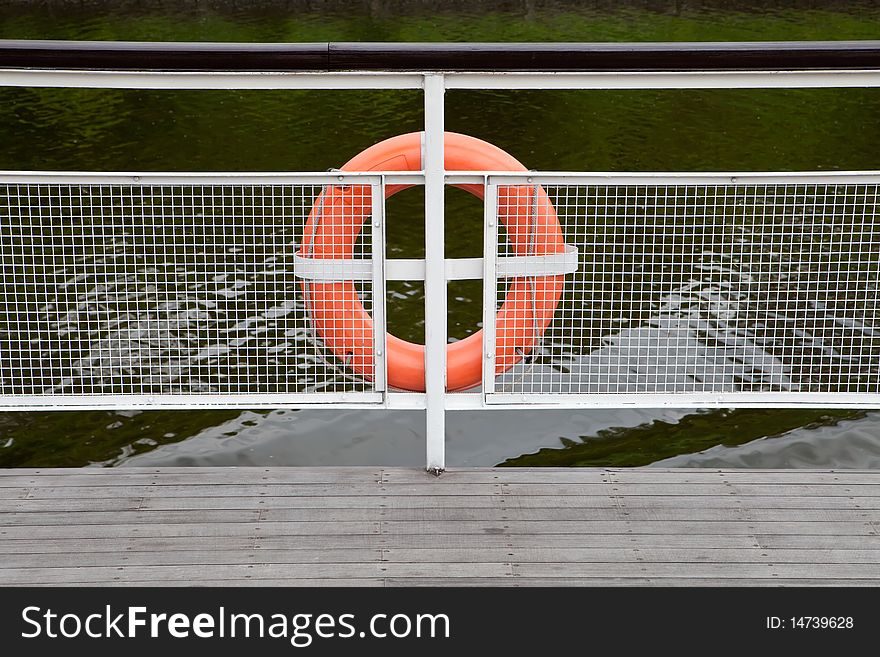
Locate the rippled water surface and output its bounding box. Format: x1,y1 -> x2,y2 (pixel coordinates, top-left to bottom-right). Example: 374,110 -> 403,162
1,0 -> 880,468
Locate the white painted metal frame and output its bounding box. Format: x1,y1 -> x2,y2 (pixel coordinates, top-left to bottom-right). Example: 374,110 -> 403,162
0,171 -> 391,409
481,178 -> 500,398
423,74 -> 446,472
473,172 -> 880,186
370,180 -> 388,396
0,69 -> 425,90
0,171 -> 423,185
292,247 -> 578,281
3,66 -> 880,471
3,68 -> 880,91
481,170 -> 880,409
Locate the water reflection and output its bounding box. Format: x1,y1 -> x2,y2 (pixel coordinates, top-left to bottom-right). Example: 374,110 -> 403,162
118,406 -> 685,467
2,1 -> 880,467
654,411 -> 880,469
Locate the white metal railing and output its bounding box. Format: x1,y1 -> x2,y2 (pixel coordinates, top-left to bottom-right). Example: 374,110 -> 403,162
2,57 -> 880,472
0,173 -> 388,407
482,173 -> 880,407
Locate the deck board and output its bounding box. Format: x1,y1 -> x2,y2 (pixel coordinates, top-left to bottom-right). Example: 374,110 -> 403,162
1,467 -> 879,586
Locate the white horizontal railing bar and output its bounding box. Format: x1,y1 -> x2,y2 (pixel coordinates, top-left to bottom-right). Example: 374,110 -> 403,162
0,171 -> 425,187
8,171 -> 877,186
17,392 -> 864,412
384,392 -> 429,410
3,68 -> 880,91
0,171 -> 405,185
445,174 -> 487,185
0,394 -> 437,412
465,171 -> 880,185
0,69 -> 424,90
0,394 -> 385,411
294,248 -> 578,282
446,69 -> 880,89
485,393 -> 880,409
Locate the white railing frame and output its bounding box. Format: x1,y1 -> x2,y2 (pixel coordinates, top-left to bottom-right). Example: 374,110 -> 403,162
3,67 -> 880,472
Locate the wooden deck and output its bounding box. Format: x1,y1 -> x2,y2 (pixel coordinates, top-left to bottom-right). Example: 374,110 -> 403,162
1,467 -> 879,586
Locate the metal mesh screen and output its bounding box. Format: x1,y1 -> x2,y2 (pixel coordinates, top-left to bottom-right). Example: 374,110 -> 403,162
0,179 -> 379,403
491,180 -> 880,397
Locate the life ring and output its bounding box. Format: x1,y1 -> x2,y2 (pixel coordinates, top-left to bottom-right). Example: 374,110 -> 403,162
299,131 -> 565,392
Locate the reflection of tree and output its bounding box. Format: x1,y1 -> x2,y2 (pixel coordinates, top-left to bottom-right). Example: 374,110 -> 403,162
0,88 -> 127,168
0,408 -> 243,467
501,406 -> 865,467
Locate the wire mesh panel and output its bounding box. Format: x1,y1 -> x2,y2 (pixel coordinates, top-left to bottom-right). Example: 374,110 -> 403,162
487,176 -> 880,404
0,175 -> 382,407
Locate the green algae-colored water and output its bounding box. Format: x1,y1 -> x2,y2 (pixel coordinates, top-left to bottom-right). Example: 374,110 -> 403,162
1,0 -> 879,468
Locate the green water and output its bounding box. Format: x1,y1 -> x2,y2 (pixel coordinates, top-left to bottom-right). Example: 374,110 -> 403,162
1,0 -> 879,467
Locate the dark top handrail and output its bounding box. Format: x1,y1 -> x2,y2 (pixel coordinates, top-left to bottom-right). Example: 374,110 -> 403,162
1,40 -> 880,72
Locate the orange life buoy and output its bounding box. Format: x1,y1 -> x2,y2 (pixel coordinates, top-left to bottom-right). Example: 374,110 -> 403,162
299,131 -> 565,392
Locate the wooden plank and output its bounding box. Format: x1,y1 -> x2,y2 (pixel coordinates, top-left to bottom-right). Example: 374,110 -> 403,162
512,562 -> 880,578
0,488 -> 30,500
382,469 -> 609,484
23,579 -> 387,587
9,506 -> 878,526
0,483 -> 507,497
0,548 -> 383,568
561,484 -> 880,497
18,546 -> 880,568
0,534 -> 760,554
265,507 -> 879,522
10,480 -> 880,500
1,466 -> 878,586
4,466 -> 878,484
1,509 -> 267,526
384,577 -> 880,587
604,496 -> 876,509
0,473 -> 489,488
379,547 -> 880,564
7,481 -> 880,499
1,497 -> 148,512
2,485 -> 409,499
608,470 -> 880,484
0,469 -> 387,486
0,536 -> 256,554
7,494 -> 880,513
0,522 -> 378,540
0,477 -> 393,492
2,467 -> 878,486
418,534 -> 874,550
370,520 -> 877,536
0,533 -> 777,554
0,562 -> 514,585
0,495 -> 582,512
4,561 -> 879,586
0,467 -> 380,476
756,534 -> 880,549
2,519 -> 875,540
387,468 -> 880,485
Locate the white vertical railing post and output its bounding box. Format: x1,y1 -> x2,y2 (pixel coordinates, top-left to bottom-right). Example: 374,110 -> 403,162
481,177 -> 499,398
370,177 -> 388,395
423,73 -> 446,474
